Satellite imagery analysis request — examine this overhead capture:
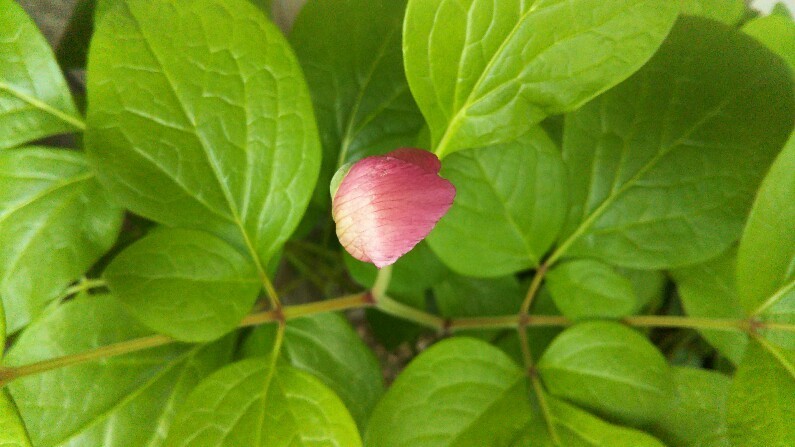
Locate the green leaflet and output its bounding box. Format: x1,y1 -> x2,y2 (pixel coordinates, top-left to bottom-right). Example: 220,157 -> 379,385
546,397 -> 665,447
164,358 -> 362,447
680,0 -> 745,25
671,248 -> 748,364
290,0 -> 424,205
558,16 -> 795,268
240,313 -> 384,430
743,11 -> 795,73
427,129 -> 566,276
4,295 -> 233,447
727,340 -> 795,446
538,321 -> 673,425
546,259 -> 638,320
0,391 -> 33,447
104,228 -> 261,342
403,0 -> 678,157
85,0 -> 320,269
364,337 -> 532,447
0,148 -> 123,332
737,133 -> 795,350
649,367 -> 731,447
0,0 -> 82,149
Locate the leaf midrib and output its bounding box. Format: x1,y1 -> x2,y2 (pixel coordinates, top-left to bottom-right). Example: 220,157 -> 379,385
0,83 -> 83,131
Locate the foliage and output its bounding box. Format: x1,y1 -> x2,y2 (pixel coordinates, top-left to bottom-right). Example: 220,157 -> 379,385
0,0 -> 794,446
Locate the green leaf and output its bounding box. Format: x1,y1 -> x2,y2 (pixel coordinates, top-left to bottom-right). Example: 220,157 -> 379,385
427,129 -> 566,276
241,313 -> 384,430
344,242 -> 448,297
164,358 -> 362,447
290,0 -> 424,204
727,340 -> 795,446
649,367 -> 731,447
104,228 -> 261,342
0,297 -> 5,356
743,12 -> 795,73
547,397 -> 666,447
538,321 -> 673,425
558,16 -> 795,268
403,0 -> 679,157
0,148 -> 123,333
671,248 -> 748,364
0,0 -> 82,149
85,0 -> 321,268
681,0 -> 745,25
4,295 -> 233,447
0,391 -> 32,447
365,337 -> 532,447
546,259 -> 638,320
737,134 -> 795,349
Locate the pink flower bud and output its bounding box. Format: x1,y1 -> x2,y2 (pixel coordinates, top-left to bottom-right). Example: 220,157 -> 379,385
331,148 -> 456,268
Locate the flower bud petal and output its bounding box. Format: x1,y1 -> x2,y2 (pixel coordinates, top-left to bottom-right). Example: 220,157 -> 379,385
332,148 -> 456,268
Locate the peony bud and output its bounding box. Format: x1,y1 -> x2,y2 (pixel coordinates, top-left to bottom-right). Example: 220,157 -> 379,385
331,148 -> 456,268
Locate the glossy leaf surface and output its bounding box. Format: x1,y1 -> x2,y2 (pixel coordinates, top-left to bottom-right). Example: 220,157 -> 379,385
0,0 -> 81,149
86,0 -> 320,266
104,228 -> 261,342
560,17 -> 795,268
165,358 -> 362,447
546,259 -> 638,320
0,148 -> 123,332
5,295 -> 232,447
427,129 -> 566,276
404,0 -> 679,156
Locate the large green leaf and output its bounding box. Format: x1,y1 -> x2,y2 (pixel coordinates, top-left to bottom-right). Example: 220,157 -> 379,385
290,0 -> 424,204
681,0 -> 745,25
85,0 -> 320,268
671,248 -> 748,364
403,0 -> 678,157
649,367 -> 731,447
743,11 -> 795,73
104,228 -> 261,342
164,358 -> 362,447
4,295 -> 232,447
427,129 -> 566,276
365,337 -> 532,447
0,148 -> 123,332
727,340 -> 795,447
240,313 -> 384,430
558,16 -> 795,268
737,134 -> 795,349
0,0 -> 82,149
545,259 -> 638,320
0,391 -> 32,447
538,321 -> 673,425
547,397 -> 665,447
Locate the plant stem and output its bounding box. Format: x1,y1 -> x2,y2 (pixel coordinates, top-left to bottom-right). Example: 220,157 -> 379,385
624,315 -> 750,332
58,278 -> 108,300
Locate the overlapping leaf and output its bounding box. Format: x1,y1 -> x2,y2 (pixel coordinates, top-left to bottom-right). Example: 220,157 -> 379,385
403,0 -> 679,156
546,259 -> 638,320
0,148 -> 122,332
104,228 -> 261,342
538,321 -> 673,425
85,0 -> 320,268
427,129 -> 566,276
164,358 -> 362,447
4,295 -> 233,447
0,0 -> 82,149
241,313 -> 384,430
365,337 -> 532,446
559,16 -> 795,268
290,0 -> 424,204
